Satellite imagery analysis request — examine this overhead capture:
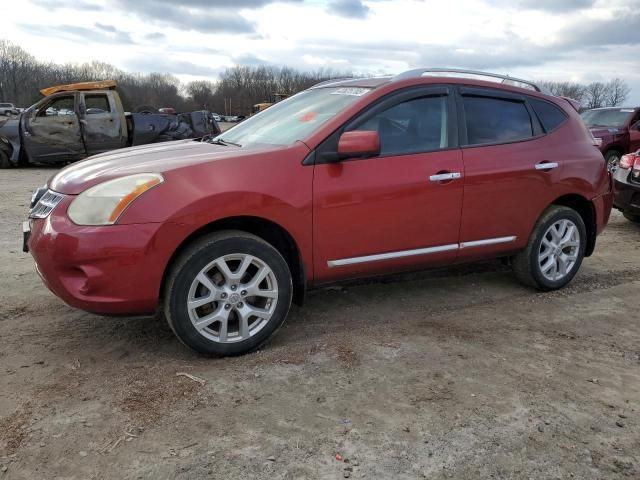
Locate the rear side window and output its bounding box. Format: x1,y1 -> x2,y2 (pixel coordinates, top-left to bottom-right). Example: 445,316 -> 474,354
529,98 -> 567,133
84,94 -> 111,113
462,96 -> 533,145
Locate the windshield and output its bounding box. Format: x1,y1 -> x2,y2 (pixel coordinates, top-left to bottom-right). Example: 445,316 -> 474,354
581,109 -> 635,128
214,87 -> 371,147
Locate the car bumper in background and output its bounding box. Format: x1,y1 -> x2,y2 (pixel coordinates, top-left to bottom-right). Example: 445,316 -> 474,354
613,168 -> 640,216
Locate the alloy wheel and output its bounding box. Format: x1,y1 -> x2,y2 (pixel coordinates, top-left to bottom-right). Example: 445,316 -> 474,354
187,253 -> 279,343
538,219 -> 581,281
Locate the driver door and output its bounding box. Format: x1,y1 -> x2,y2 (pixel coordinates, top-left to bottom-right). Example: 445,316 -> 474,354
22,93 -> 86,163
312,86 -> 464,283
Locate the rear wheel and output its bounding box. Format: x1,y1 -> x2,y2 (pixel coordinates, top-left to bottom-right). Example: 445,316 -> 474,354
623,212 -> 640,223
513,206 -> 586,291
164,231 -> 293,356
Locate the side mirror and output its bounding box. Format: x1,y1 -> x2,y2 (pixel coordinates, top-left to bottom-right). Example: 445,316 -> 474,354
337,130 -> 380,159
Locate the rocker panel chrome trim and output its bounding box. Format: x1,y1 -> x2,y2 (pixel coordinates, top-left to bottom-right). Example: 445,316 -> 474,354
327,244 -> 458,267
327,236 -> 517,267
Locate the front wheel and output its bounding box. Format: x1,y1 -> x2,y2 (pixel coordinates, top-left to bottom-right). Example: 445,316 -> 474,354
604,150 -> 621,171
513,206 -> 586,291
164,231 -> 293,356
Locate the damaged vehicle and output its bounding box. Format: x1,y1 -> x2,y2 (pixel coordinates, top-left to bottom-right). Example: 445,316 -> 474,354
0,80 -> 219,168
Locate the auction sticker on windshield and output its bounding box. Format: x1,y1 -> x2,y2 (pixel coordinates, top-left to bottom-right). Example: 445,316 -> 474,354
330,87 -> 369,96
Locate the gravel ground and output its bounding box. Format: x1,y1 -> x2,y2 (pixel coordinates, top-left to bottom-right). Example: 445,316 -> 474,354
1,168 -> 639,479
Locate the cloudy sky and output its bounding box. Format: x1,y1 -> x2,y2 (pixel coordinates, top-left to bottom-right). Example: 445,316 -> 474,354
2,0 -> 640,102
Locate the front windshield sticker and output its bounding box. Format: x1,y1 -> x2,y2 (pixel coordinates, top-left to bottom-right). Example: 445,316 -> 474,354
330,87 -> 369,96
299,112 -> 318,122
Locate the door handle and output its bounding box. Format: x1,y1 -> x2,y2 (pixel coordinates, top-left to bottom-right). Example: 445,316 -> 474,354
429,172 -> 461,182
535,162 -> 559,171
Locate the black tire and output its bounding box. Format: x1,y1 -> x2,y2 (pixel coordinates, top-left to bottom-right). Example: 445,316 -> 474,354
164,230 -> 293,356
0,148 -> 11,169
513,205 -> 586,291
604,150 -> 621,171
623,212 -> 640,223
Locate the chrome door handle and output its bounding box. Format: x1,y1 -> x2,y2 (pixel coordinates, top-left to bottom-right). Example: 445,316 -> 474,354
535,162 -> 559,171
429,172 -> 461,182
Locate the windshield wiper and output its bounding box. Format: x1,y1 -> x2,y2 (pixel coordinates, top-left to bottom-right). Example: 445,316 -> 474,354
207,137 -> 241,147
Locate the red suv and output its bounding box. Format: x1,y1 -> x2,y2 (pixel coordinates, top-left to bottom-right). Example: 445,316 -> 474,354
24,69 -> 612,356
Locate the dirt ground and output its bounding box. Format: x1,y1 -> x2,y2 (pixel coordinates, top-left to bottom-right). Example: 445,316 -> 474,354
1,168 -> 639,480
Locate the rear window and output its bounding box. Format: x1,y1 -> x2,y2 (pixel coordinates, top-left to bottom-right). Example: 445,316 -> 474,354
529,98 -> 567,133
0,103 -> 12,108
463,96 -> 533,145
85,94 -> 110,113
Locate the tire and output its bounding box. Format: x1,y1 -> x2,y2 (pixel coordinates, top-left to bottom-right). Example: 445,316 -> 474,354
0,149 -> 11,169
623,212 -> 640,223
164,230 -> 293,356
513,205 -> 586,291
604,150 -> 621,171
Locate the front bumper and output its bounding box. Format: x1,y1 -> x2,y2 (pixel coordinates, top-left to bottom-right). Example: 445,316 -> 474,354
613,167 -> 640,216
27,198 -> 180,315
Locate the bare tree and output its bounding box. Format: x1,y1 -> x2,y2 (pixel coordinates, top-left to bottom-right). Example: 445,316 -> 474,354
583,82 -> 608,109
604,78 -> 631,107
539,81 -> 585,103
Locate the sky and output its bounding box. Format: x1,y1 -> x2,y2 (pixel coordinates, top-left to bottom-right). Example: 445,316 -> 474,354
2,0 -> 640,103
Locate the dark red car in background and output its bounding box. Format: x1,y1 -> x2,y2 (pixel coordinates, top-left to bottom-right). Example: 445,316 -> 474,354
581,106 -> 640,168
24,69 -> 612,356
612,150 -> 640,223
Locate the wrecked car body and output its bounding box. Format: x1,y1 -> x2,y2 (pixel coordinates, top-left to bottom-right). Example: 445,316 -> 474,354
0,80 -> 220,167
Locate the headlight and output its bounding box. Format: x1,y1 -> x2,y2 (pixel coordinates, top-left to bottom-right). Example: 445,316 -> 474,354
68,173 -> 163,225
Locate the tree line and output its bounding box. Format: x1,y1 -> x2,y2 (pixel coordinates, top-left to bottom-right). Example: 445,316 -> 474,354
540,79 -> 631,109
0,40 -> 347,115
0,39 -> 632,115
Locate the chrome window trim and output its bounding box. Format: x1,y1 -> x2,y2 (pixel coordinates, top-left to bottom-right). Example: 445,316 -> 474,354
327,236 -> 517,267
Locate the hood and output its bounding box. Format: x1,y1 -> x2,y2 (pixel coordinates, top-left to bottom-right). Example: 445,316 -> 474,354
49,140 -> 280,195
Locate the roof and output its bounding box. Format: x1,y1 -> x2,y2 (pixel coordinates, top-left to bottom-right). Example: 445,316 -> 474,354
311,69 -> 547,94
40,80 -> 117,97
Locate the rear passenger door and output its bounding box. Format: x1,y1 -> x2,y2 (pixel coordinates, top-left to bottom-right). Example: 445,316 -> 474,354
456,87 -> 567,260
80,92 -> 127,155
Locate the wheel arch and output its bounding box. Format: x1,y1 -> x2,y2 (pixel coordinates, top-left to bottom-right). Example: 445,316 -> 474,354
603,146 -> 623,158
161,216 -> 306,306
550,193 -> 597,257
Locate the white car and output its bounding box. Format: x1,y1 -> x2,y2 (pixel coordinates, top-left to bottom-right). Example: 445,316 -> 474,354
0,103 -> 18,116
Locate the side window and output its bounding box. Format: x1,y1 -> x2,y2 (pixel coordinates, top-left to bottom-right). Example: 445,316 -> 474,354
529,98 -> 567,133
353,95 -> 448,156
38,96 -> 75,117
84,94 -> 111,114
462,95 -> 533,145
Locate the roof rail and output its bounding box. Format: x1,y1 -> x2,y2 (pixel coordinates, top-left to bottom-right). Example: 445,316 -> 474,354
310,77 -> 356,89
393,68 -> 544,92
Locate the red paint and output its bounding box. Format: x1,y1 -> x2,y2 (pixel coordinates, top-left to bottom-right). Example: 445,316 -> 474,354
29,75 -> 613,315
337,130 -> 380,157
299,111 -> 318,122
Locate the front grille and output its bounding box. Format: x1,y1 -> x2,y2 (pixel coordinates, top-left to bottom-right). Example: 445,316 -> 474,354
29,190 -> 64,219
